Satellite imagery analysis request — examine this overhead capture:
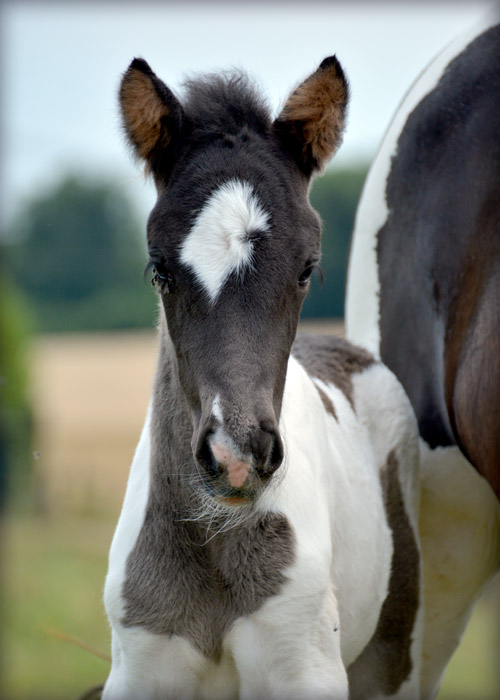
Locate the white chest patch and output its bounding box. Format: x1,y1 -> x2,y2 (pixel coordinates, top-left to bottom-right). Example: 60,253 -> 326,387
179,179 -> 270,302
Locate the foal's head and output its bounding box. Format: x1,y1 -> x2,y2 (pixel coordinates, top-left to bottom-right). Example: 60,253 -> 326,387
119,57 -> 348,504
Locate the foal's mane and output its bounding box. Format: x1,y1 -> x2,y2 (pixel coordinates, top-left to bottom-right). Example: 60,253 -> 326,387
181,70 -> 272,139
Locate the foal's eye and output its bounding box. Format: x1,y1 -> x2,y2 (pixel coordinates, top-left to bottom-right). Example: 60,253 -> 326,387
298,265 -> 315,287
149,260 -> 176,294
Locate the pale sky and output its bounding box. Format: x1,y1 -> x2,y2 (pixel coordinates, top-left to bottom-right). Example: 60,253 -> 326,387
1,0 -> 495,229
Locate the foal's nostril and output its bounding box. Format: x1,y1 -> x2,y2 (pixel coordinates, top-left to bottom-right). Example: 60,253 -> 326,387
195,431 -> 219,477
268,431 -> 284,471
254,424 -> 284,475
250,429 -> 272,465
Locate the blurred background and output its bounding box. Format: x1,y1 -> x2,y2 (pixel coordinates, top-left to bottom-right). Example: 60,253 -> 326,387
1,1 -> 499,698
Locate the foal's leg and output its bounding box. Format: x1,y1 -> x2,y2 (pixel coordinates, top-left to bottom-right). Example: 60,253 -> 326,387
228,584 -> 348,700
102,627 -> 205,700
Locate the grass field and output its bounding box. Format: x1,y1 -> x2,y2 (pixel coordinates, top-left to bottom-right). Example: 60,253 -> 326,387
2,328 -> 499,699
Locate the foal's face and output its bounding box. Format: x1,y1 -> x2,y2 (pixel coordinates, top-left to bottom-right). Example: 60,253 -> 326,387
148,149 -> 321,499
119,56 -> 349,501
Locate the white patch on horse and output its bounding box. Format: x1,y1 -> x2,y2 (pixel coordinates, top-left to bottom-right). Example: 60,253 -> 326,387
262,356 -> 396,668
103,628 -> 236,700
104,404 -> 152,625
212,394 -> 223,423
180,179 -> 270,302
345,12 -> 497,356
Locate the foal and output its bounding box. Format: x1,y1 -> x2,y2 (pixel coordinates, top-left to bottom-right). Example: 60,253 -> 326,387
103,56 -> 422,700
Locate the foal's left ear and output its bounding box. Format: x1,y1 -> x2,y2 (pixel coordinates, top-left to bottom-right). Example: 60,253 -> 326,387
273,56 -> 349,178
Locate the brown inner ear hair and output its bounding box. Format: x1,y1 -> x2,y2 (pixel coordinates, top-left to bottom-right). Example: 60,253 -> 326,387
277,58 -> 349,172
120,68 -> 171,162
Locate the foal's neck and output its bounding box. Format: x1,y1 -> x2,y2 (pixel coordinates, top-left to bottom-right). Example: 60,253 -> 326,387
149,320 -> 195,498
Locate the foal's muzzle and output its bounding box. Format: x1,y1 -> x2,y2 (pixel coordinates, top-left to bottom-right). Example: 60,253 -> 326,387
194,420 -> 284,495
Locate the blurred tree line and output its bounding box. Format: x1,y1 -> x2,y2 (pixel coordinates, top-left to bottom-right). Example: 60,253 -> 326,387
2,166 -> 368,333
305,167 -> 368,319
3,175 -> 156,333
0,268 -> 33,510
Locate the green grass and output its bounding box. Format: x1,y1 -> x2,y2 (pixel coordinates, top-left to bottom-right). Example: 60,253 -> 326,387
2,511 -> 499,699
436,579 -> 500,700
2,513 -> 113,700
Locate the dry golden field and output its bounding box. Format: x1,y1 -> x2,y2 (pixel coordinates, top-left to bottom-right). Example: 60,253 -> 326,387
4,325 -> 498,700
29,329 -> 158,514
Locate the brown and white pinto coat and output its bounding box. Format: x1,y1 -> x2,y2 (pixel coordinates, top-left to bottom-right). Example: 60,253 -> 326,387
103,56 -> 423,700
346,9 -> 500,699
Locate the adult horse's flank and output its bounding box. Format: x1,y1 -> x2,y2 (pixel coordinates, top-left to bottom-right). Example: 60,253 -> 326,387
103,57 -> 422,700
346,10 -> 500,699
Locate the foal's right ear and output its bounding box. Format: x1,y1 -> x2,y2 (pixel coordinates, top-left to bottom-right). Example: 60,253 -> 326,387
119,58 -> 184,179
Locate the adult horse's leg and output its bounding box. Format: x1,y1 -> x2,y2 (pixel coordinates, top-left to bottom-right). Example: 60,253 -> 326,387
418,441 -> 500,698
418,268 -> 500,697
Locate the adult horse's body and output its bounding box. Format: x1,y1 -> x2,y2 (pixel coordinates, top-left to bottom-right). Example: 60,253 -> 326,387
103,57 -> 423,699
346,10 -> 500,699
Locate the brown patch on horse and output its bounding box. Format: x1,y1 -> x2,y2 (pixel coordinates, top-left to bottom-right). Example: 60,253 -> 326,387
313,381 -> 338,421
444,198 -> 500,498
449,269 -> 500,497
292,334 -> 375,410
274,55 -> 349,174
347,450 -> 420,698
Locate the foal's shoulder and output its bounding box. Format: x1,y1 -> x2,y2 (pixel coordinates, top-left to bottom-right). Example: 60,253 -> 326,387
291,333 -> 413,425
291,333 -> 377,407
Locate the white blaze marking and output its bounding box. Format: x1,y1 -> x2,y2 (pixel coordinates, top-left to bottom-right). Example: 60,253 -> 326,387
212,394 -> 223,423
180,179 -> 270,302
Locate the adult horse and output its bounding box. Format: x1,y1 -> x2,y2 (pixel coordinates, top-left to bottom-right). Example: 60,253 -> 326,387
103,56 -> 424,699
346,9 -> 500,699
